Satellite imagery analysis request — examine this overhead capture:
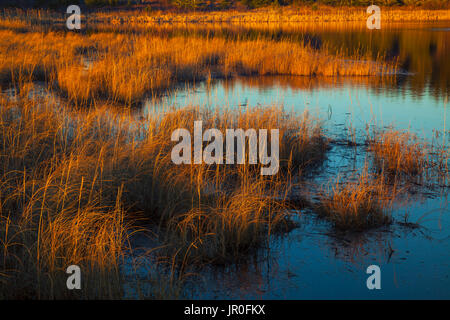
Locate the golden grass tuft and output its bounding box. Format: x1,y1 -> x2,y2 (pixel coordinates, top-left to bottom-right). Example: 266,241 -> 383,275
317,166 -> 396,231
367,128 -> 449,186
368,129 -> 427,179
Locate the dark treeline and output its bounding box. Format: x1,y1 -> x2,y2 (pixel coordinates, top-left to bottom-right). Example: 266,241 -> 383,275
2,0 -> 449,10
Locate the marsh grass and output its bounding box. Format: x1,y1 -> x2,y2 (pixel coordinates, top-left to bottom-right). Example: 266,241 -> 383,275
0,89 -> 132,298
0,18 -> 398,105
134,105 -> 327,263
367,128 -> 449,186
1,9 -> 445,299
3,6 -> 449,27
368,129 -> 426,178
93,6 -> 450,24
0,81 -> 328,297
317,166 -> 397,231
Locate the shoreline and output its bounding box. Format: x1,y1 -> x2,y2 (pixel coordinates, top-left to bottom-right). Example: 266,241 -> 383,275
2,6 -> 450,25
94,6 -> 450,24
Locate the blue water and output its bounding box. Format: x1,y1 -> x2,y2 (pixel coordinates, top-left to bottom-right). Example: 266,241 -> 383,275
188,177 -> 450,299
144,76 -> 448,142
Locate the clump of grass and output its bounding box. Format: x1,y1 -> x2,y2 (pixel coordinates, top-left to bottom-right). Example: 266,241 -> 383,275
316,166 -> 396,231
135,105 -> 326,263
167,177 -> 290,264
368,129 -> 427,179
280,110 -> 328,173
367,128 -> 450,187
429,135 -> 450,187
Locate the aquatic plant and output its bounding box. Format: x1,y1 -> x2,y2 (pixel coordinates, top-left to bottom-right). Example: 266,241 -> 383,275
316,166 -> 396,231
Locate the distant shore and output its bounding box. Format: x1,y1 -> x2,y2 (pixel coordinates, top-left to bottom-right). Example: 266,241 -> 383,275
1,5 -> 450,25
90,6 -> 450,24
